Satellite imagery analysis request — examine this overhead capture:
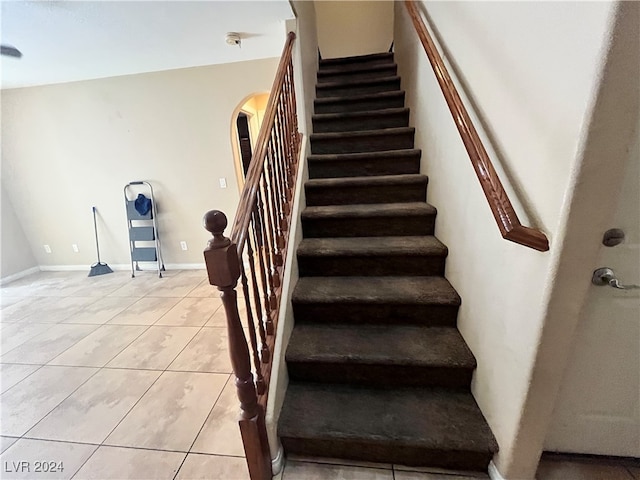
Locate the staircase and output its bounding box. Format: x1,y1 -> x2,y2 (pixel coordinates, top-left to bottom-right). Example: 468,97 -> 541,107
278,52 -> 498,472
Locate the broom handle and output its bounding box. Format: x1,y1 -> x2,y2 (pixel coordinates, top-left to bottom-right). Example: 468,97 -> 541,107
92,206 -> 101,263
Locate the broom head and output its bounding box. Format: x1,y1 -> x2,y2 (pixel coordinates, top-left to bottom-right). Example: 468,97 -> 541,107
88,261 -> 114,277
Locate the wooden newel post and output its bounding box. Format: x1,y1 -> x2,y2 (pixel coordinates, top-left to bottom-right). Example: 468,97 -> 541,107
203,210 -> 272,480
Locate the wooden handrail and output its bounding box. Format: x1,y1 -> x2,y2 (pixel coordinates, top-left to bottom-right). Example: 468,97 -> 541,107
232,31 -> 297,256
404,1 -> 549,252
203,31 -> 300,480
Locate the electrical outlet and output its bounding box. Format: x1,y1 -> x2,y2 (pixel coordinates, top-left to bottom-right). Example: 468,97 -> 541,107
72,244 -> 79,253
43,244 -> 52,254
219,177 -> 227,189
180,241 -> 188,251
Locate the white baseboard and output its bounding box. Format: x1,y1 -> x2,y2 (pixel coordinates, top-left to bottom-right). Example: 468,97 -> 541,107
489,461 -> 508,480
271,443 -> 285,476
0,266 -> 41,285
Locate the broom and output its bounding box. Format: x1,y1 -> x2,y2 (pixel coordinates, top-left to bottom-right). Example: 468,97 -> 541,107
88,206 -> 113,277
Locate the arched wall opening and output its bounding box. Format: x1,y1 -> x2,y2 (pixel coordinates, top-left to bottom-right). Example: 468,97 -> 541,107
230,92 -> 271,192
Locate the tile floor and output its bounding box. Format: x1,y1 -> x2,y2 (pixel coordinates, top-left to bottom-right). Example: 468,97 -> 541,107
1,270 -> 247,480
1,271 -> 638,480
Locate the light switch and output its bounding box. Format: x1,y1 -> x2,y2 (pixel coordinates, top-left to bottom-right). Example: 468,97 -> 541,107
219,178 -> 227,189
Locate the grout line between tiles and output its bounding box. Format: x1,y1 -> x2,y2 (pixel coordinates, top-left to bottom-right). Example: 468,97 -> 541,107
13,364 -> 103,439
2,270 -> 235,479
172,374 -> 232,480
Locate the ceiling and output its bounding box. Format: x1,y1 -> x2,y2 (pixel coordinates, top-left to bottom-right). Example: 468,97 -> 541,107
0,1 -> 295,89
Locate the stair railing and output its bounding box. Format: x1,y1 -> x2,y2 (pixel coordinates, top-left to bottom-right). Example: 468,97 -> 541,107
202,31 -> 300,480
404,1 -> 549,252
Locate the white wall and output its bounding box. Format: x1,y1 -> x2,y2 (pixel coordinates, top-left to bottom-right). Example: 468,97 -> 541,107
0,183 -> 38,279
1,58 -> 279,270
265,0 -> 318,469
315,1 -> 393,59
394,1 -> 621,478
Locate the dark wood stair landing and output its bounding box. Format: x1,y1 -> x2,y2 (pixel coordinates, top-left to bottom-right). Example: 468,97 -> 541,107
278,51 -> 497,472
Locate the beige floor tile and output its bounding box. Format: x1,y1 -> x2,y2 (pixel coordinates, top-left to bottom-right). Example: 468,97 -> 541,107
67,272 -> 134,297
283,460 -> 393,479
71,445 -> 184,480
0,436 -> 18,453
0,365 -> 97,436
19,297 -> 100,323
26,368 -> 161,444
394,465 -> 488,477
1,324 -> 99,364
536,459 -> 635,480
206,300 -> 246,327
145,273 -> 205,298
0,364 -> 41,393
61,296 -> 139,324
107,276 -> 163,297
107,296 -> 181,325
394,470 -> 482,479
0,297 -> 27,309
168,327 -> 232,373
191,376 -> 244,457
289,454 -> 391,470
186,280 -> 219,298
176,453 -> 249,479
105,371 -> 227,451
1,297 -> 58,322
0,438 -> 97,480
48,325 -> 148,367
1,323 -> 54,354
106,326 -> 200,370
154,297 -> 221,326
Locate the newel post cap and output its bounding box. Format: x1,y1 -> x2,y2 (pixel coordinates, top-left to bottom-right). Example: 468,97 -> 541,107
203,210 -> 240,288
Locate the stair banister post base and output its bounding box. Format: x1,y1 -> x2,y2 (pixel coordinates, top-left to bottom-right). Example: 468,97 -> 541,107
203,210 -> 272,480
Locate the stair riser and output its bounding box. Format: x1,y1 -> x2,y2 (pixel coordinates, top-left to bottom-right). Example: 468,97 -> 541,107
311,131 -> 414,154
297,254 -> 445,277
302,214 -> 435,238
320,55 -> 394,70
314,94 -> 405,114
316,79 -> 401,98
281,439 -> 492,472
317,65 -> 398,84
291,302 -> 459,326
305,181 -> 426,206
287,363 -> 473,389
308,155 -> 420,178
312,111 -> 409,133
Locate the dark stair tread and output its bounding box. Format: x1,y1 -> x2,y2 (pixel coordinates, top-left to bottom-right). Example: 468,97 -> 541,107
319,62 -> 397,76
308,149 -> 420,166
297,235 -> 446,258
320,52 -> 393,67
286,324 -> 475,369
315,90 -> 405,106
305,173 -> 427,190
302,202 -> 436,220
317,75 -> 401,91
292,276 -> 461,306
311,126 -> 414,141
279,383 -> 498,455
317,62 -> 398,84
312,107 -> 410,122
307,150 -> 421,178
